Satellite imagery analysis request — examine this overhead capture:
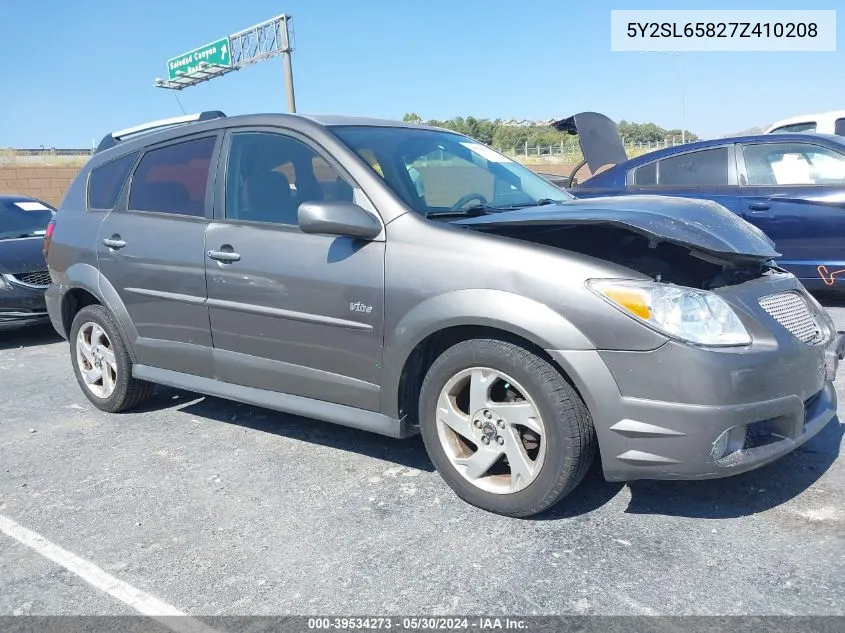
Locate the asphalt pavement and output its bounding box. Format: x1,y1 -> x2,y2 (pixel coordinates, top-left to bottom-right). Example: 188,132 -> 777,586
1,301 -> 844,617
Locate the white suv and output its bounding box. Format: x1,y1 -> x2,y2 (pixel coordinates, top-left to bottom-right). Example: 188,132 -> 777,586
764,109 -> 845,136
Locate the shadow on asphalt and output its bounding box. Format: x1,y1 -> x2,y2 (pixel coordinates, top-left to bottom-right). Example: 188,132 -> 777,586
624,418 -> 843,519
0,323 -> 62,351
137,385 -> 436,473
536,456 -> 626,520
130,387 -> 841,521
504,417 -> 844,521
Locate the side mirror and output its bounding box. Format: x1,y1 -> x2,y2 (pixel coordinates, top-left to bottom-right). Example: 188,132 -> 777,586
298,201 -> 382,240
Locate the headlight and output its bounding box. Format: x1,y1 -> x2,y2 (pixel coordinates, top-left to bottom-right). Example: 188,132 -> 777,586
588,279 -> 751,347
0,275 -> 11,290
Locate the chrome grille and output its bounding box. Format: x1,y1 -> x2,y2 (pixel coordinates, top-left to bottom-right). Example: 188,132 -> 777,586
9,270 -> 51,287
758,292 -> 824,345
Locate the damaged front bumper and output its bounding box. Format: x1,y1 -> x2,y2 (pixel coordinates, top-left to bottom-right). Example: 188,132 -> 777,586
547,319 -> 843,482
824,331 -> 845,382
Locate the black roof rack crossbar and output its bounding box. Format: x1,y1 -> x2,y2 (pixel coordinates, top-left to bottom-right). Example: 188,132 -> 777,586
95,110 -> 226,154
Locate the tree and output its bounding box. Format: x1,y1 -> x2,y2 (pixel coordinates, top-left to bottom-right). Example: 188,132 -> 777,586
617,120 -> 698,144
409,113 -> 700,148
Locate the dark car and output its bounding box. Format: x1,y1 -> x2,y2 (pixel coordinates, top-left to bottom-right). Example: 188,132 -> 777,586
560,112 -> 845,290
0,195 -> 55,330
44,111 -> 843,517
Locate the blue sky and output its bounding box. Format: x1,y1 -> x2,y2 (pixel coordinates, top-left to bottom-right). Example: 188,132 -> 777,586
0,0 -> 842,147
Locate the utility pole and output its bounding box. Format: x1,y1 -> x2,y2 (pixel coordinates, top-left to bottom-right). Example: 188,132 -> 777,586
281,15 -> 296,113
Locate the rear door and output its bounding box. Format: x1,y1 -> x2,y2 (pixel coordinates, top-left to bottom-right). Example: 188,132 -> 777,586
96,134 -> 220,376
624,146 -> 742,213
737,140 -> 845,287
205,128 -> 385,411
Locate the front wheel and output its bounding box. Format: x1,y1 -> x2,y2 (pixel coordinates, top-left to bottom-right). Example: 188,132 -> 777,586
419,338 -> 595,517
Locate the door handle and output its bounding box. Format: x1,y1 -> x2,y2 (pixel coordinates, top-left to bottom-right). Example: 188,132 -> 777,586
207,249 -> 241,263
102,237 -> 127,249
748,202 -> 771,211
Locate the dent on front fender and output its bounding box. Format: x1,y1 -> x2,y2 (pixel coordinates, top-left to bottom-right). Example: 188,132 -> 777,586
379,289 -> 596,418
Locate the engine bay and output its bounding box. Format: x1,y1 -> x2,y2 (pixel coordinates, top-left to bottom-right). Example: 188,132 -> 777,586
483,224 -> 775,290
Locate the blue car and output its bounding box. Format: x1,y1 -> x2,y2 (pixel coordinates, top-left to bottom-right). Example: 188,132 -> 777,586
557,113 -> 845,290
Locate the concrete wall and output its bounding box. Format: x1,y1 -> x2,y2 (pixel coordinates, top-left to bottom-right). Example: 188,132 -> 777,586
0,166 -> 83,207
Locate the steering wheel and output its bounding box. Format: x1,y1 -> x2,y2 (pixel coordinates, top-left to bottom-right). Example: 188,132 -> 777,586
450,193 -> 488,211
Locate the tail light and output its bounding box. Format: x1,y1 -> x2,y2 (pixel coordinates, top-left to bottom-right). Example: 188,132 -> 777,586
43,218 -> 56,261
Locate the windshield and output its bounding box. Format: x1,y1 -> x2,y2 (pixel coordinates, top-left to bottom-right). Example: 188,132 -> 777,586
0,199 -> 55,239
332,126 -> 572,216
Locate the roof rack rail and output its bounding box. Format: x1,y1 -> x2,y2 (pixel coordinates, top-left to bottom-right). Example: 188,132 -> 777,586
95,110 -> 226,154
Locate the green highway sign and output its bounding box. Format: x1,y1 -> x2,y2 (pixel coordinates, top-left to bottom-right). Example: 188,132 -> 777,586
167,37 -> 231,80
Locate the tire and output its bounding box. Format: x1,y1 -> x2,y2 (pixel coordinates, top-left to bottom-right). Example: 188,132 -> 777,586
69,304 -> 154,412
419,338 -> 595,518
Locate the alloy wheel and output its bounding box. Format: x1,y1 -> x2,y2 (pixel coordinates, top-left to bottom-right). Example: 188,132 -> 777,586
435,367 -> 546,494
75,321 -> 118,399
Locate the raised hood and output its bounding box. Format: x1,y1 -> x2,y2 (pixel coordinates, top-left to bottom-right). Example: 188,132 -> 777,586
455,195 -> 780,262
551,112 -> 628,174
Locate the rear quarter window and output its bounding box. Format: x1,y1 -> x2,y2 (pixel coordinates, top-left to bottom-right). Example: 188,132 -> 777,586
87,152 -> 139,210
632,162 -> 657,185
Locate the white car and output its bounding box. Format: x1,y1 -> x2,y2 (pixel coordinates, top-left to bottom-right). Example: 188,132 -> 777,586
764,109 -> 845,136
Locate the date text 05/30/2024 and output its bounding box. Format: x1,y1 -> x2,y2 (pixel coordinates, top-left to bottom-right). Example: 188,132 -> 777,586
307,617 -> 528,630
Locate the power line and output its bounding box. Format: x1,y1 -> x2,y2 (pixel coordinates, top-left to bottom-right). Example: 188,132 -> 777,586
171,91 -> 187,115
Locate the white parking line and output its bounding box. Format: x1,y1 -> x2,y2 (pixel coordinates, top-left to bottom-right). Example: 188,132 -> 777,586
0,513 -> 218,633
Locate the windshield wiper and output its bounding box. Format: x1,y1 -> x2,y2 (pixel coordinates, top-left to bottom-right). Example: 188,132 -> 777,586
425,198 -> 566,219
498,199 -> 565,209
425,204 -> 502,218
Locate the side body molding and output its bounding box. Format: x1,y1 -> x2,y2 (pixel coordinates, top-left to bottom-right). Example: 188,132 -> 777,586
380,289 -> 595,418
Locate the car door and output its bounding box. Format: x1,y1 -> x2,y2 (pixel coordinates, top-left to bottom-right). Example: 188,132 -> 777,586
96,133 -> 220,377
623,146 -> 742,213
205,128 -> 385,411
737,140 -> 845,287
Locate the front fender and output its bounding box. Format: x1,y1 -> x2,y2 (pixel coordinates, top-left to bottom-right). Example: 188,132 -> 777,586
381,289 -> 595,418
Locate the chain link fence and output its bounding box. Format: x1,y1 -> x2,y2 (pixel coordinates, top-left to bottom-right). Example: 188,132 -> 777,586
495,137 -> 696,159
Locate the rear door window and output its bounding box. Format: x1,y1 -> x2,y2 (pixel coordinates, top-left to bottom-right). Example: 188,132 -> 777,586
656,147 -> 729,186
128,137 -> 216,217
88,152 -> 138,210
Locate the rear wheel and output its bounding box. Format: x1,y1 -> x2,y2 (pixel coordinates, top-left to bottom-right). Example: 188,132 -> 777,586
70,305 -> 153,412
419,338 -> 595,517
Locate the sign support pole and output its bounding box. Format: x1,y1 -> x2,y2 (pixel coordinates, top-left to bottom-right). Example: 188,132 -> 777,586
281,15 -> 297,113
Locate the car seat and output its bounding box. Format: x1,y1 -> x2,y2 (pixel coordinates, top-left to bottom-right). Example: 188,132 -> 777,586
245,171 -> 298,224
